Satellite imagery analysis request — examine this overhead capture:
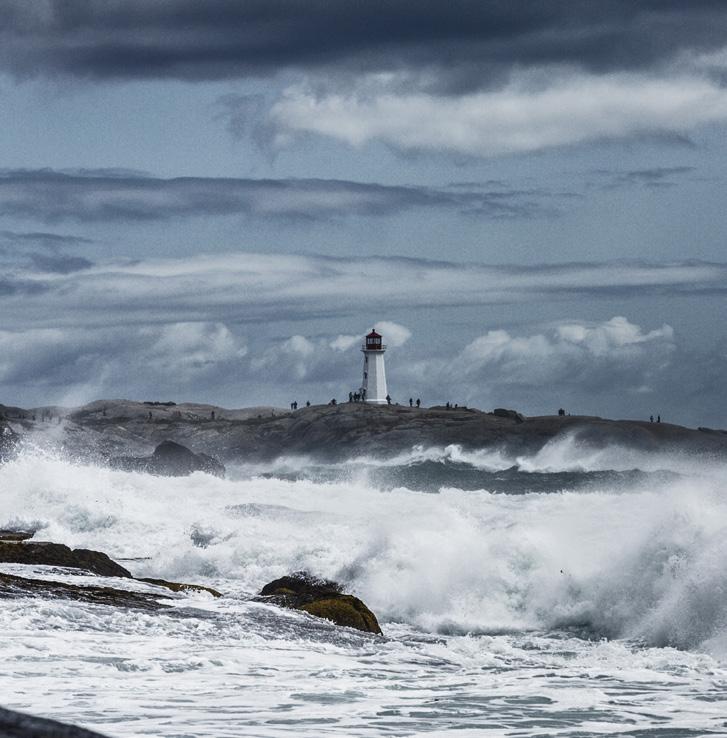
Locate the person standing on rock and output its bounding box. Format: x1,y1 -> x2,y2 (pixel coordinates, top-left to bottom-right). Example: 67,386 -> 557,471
386,394 -> 391,405
416,398 -> 421,408
409,398 -> 413,407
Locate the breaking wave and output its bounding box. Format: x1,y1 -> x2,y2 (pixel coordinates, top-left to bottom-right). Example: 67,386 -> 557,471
2,440 -> 727,655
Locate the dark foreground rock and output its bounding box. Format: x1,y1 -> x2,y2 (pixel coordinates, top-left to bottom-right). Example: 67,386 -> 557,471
0,541 -> 221,599
0,542 -> 132,578
110,440 -> 225,477
0,706 -> 108,738
0,571 -> 171,611
259,572 -> 382,635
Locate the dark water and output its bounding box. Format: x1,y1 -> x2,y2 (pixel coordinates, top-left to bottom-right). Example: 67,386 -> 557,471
260,458 -> 679,494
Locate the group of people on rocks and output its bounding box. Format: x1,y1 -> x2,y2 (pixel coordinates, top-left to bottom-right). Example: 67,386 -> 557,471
650,414 -> 662,423
289,395 -> 427,409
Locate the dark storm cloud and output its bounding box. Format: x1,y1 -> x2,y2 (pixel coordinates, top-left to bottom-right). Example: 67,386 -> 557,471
0,230 -> 93,248
0,278 -> 48,297
0,229 -> 94,274
26,252 -> 93,274
592,167 -> 698,190
2,1 -> 727,86
0,169 -> 557,223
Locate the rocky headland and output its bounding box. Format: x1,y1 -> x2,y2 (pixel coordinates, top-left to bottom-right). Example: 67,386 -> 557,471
2,398 -> 727,466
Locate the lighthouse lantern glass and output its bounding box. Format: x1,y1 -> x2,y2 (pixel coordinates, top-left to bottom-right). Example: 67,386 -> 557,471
366,330 -> 382,350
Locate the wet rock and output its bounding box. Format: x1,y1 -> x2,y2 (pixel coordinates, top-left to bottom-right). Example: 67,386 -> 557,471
0,542 -> 132,578
0,540 -> 222,601
137,577 -> 221,597
0,571 -> 170,611
110,440 -> 225,477
259,572 -> 382,635
0,706 -> 109,737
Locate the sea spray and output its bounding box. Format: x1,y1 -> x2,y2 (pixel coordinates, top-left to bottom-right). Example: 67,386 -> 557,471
1,447 -> 727,649
3,446 -> 727,735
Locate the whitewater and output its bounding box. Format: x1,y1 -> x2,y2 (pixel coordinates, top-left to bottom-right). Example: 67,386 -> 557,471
2,439 -> 727,737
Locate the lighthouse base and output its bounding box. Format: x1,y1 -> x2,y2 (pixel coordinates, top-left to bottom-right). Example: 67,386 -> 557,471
365,398 -> 389,405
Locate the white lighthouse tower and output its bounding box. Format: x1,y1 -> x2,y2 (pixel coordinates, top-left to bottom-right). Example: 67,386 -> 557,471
361,329 -> 388,404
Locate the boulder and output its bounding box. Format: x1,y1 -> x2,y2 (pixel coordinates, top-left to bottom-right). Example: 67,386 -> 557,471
492,408 -> 525,423
110,440 -> 225,477
0,541 -> 131,578
0,706 -> 109,737
259,572 -> 382,635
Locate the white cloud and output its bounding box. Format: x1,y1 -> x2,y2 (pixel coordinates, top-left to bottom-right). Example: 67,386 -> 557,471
270,70 -> 727,157
0,322 -> 248,399
374,321 -> 411,347
330,334 -> 359,352
250,334 -> 318,381
140,322 -> 248,380
456,316 -> 675,391
250,328 -> 384,386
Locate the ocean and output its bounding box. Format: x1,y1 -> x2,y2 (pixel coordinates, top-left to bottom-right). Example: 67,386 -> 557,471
1,437 -> 727,737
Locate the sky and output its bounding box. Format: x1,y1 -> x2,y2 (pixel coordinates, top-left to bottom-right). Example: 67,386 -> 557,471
2,0 -> 727,426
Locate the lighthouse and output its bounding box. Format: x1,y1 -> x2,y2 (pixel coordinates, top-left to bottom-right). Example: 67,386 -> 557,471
361,329 -> 388,404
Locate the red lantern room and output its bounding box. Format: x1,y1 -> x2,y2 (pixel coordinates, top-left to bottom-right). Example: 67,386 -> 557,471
365,329 -> 383,351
